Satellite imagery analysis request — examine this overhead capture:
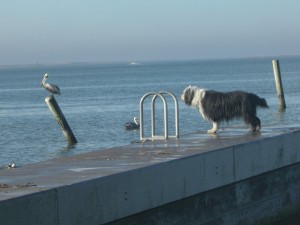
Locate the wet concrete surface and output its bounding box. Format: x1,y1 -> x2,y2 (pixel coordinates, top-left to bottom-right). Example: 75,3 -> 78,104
0,125 -> 299,201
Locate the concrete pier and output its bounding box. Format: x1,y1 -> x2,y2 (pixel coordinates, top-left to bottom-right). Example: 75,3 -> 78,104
1,126 -> 300,225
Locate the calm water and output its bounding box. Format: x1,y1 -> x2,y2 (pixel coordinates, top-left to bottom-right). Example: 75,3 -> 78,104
1,56 -> 300,166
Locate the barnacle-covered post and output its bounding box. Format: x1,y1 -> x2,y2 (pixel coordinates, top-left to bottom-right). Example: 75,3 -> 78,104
45,96 -> 77,144
272,59 -> 286,111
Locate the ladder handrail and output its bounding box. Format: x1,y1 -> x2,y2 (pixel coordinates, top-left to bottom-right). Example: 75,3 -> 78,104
139,91 -> 179,141
140,92 -> 167,141
151,91 -> 179,138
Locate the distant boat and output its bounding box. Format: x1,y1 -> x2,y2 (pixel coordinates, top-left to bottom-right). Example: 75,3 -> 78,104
129,62 -> 141,65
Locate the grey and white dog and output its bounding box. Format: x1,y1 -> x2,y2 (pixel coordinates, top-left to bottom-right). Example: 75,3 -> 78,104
181,85 -> 268,134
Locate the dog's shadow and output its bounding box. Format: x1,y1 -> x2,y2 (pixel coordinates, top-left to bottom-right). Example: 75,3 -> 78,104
206,128 -> 262,139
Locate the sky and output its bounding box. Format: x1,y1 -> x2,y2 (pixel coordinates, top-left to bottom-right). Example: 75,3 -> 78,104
1,0 -> 300,65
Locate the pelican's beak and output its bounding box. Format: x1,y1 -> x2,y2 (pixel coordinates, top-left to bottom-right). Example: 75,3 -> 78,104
40,74 -> 48,87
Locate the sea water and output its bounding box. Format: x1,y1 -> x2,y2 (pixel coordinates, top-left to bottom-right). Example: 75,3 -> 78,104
0,56 -> 300,166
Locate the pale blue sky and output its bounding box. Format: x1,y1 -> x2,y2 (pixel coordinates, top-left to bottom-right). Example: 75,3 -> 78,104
1,0 -> 300,65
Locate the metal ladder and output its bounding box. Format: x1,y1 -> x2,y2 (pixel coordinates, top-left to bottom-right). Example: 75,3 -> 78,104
139,91 -> 179,141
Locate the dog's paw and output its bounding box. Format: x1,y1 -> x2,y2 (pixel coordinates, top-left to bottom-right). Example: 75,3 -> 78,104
250,125 -> 261,132
207,129 -> 217,134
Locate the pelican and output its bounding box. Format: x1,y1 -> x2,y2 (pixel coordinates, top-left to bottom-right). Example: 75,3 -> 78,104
40,73 -> 61,96
124,117 -> 140,130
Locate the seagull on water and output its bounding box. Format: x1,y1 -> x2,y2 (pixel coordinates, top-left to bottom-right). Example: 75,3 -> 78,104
40,73 -> 61,96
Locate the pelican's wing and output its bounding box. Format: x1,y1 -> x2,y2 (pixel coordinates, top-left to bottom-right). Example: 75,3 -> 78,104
47,83 -> 61,95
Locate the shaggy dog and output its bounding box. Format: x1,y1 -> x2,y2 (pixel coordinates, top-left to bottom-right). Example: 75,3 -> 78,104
181,85 -> 268,134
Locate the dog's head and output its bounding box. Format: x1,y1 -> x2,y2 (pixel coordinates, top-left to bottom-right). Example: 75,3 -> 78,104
181,85 -> 206,107
181,85 -> 195,106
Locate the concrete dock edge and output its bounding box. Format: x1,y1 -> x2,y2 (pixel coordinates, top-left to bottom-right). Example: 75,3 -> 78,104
1,128 -> 300,225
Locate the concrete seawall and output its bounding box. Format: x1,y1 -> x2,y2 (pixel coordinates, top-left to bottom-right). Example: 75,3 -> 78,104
1,126 -> 300,225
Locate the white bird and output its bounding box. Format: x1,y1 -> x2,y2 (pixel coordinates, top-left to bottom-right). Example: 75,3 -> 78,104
124,117 -> 140,130
40,73 -> 61,96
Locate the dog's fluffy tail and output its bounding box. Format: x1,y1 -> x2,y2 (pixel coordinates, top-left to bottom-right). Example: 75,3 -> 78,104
255,95 -> 268,108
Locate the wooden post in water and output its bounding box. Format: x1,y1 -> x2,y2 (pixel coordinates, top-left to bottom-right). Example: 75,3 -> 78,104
272,59 -> 286,110
45,96 -> 78,144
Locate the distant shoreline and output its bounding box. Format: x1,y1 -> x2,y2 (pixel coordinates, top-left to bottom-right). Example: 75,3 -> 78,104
0,54 -> 299,68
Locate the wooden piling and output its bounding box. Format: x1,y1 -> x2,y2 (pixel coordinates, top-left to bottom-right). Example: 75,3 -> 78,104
272,59 -> 286,110
45,96 -> 78,144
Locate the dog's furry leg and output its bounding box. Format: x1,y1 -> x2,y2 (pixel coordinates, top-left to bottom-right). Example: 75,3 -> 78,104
208,122 -> 219,134
251,117 -> 261,132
